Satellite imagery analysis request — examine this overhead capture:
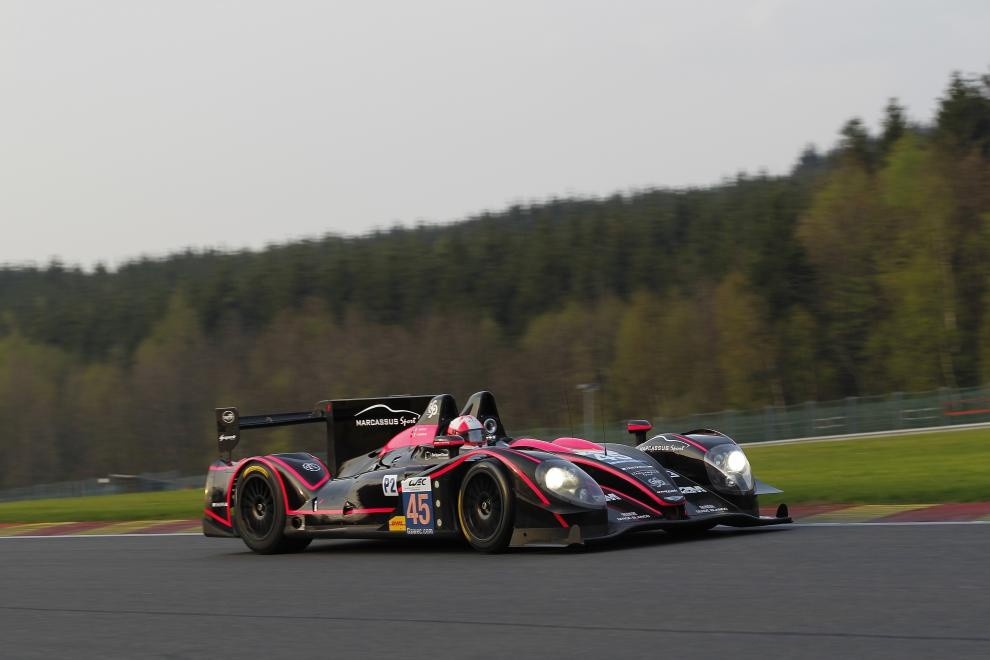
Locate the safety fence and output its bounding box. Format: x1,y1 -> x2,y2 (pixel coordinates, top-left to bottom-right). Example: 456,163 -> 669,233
657,384 -> 990,443
0,472 -> 203,503
518,384 -> 990,445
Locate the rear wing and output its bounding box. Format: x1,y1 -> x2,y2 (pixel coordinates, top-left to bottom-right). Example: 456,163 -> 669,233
216,394 -> 439,474
215,403 -> 331,461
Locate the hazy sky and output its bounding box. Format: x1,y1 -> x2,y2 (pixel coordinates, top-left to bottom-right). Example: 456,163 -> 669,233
2,1 -> 988,268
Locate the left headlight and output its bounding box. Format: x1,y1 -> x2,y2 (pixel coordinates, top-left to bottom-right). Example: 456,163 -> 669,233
703,444 -> 754,493
535,460 -> 606,508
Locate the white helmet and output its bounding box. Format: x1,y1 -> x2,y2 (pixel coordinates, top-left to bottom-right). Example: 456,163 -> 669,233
446,415 -> 484,445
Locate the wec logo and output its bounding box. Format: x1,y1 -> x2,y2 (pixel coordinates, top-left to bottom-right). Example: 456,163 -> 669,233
401,476 -> 431,493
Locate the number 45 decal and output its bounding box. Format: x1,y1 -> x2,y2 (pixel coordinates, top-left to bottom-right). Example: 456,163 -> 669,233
406,493 -> 432,526
400,477 -> 435,535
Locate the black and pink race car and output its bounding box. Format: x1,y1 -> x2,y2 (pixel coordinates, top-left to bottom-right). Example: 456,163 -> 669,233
203,391 -> 790,553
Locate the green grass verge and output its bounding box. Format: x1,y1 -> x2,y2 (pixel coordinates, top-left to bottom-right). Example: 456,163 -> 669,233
746,427 -> 990,504
1,428 -> 988,522
0,488 -> 202,523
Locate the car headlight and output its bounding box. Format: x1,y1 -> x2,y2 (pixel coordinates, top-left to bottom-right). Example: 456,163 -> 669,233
703,444 -> 754,493
535,460 -> 606,508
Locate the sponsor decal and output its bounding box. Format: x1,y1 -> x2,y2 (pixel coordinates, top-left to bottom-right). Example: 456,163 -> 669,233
617,511 -> 652,521
401,477 -> 434,535
425,400 -> 440,418
679,485 -> 707,494
644,444 -> 688,452
697,504 -> 729,513
388,515 -> 406,532
604,492 -> 622,502
353,404 -> 420,428
382,474 -> 398,496
242,465 -> 269,479
210,502 -> 227,508
576,450 -> 640,466
401,476 -> 431,493
301,462 -> 321,472
642,436 -> 689,453
221,410 -> 235,424
219,434 -> 236,442
356,417 -> 419,427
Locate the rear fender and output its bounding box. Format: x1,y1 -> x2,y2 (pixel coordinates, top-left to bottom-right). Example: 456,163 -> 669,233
237,454 -> 328,514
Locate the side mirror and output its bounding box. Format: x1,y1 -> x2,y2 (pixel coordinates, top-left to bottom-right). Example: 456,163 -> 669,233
626,420 -> 652,445
433,435 -> 466,456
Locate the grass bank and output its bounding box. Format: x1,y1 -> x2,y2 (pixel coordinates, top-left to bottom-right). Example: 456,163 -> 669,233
0,488 -> 202,523
746,427 -> 990,504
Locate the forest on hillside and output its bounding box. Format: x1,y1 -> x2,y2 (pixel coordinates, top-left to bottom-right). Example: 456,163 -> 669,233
1,71 -> 989,487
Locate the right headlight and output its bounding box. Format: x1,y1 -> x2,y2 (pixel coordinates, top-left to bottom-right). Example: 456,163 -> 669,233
703,444 -> 754,494
535,460 -> 606,508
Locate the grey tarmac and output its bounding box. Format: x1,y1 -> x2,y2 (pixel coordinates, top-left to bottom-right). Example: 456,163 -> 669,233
0,524 -> 987,659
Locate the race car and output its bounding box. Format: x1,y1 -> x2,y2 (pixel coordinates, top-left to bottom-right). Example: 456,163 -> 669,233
203,391 -> 791,553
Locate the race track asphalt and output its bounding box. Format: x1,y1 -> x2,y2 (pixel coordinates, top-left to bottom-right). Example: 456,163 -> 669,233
1,524 -> 988,660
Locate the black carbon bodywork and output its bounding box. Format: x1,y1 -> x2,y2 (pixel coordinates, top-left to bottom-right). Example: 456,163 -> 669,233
203,392 -> 791,551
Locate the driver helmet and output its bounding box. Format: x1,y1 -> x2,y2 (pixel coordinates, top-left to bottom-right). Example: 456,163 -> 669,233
447,415 -> 484,444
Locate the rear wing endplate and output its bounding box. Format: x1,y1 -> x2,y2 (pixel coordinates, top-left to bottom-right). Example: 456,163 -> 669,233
215,402 -> 331,463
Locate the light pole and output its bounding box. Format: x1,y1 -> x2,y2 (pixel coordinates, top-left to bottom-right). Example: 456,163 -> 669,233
576,383 -> 599,440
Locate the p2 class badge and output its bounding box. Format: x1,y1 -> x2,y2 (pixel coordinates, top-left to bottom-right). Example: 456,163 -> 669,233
382,474 -> 398,496
400,476 -> 434,535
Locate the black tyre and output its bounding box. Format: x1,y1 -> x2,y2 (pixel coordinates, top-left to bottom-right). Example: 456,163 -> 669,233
233,463 -> 311,554
457,461 -> 515,553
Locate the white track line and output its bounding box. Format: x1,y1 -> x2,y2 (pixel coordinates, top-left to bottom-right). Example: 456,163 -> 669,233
797,521 -> 990,527
2,522 -> 989,539
741,421 -> 990,447
0,532 -> 203,539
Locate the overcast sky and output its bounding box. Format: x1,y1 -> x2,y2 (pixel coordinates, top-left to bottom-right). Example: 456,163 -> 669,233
2,1 -> 988,269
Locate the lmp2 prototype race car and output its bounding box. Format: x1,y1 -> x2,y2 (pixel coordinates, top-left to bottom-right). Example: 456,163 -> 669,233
203,391 -> 791,553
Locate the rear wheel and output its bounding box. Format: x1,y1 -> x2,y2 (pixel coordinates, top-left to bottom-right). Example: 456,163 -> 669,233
458,461 -> 515,553
234,463 -> 311,554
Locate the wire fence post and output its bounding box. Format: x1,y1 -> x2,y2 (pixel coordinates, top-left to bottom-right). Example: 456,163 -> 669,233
846,396 -> 857,434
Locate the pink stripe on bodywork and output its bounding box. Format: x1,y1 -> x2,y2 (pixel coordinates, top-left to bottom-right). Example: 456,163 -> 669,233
509,438 -> 571,454
601,486 -> 665,517
203,508 -> 231,527
673,434 -> 709,452
289,506 -> 397,517
565,457 -> 679,508
553,437 -> 605,451
266,455 -> 331,490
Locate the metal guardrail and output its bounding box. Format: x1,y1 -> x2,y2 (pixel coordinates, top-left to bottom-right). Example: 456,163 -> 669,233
654,385 -> 990,444
0,472 -> 203,503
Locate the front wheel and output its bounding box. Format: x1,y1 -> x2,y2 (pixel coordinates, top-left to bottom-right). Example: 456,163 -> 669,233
233,463 -> 311,554
457,461 -> 515,552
